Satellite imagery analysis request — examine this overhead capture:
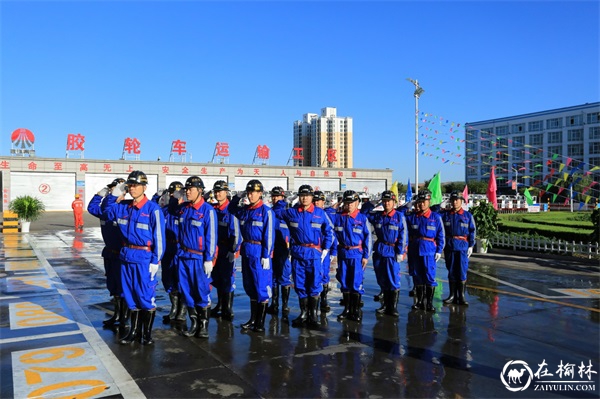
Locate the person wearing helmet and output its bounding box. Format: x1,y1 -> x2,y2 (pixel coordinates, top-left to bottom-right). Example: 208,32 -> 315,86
103,170 -> 166,345
405,188 -> 445,312
312,190 -> 337,313
440,191 -> 475,306
365,190 -> 407,317
88,177 -> 128,329
209,180 -> 242,321
266,186 -> 293,318
160,181 -> 188,325
228,179 -> 275,333
168,176 -> 218,339
72,193 -> 84,232
271,184 -> 334,329
327,190 -> 372,322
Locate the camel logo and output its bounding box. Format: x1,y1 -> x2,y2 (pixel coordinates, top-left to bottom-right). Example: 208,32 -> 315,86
500,360 -> 533,391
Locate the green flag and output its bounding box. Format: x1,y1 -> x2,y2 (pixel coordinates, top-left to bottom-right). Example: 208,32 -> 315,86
427,172 -> 443,205
524,188 -> 534,205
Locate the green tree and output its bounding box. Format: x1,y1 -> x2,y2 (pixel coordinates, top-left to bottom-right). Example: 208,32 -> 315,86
467,180 -> 488,194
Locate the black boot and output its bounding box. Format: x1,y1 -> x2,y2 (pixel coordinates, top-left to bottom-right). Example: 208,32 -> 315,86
266,284 -> 279,315
374,289 -> 383,302
141,310 -> 156,345
307,296 -> 320,329
241,300 -> 257,330
426,286 -> 436,312
349,292 -> 363,322
455,281 -> 469,306
210,290 -> 222,318
443,282 -> 457,304
183,307 -> 199,337
103,296 -> 121,327
119,310 -> 141,344
196,307 -> 209,338
412,285 -> 425,310
221,292 -> 235,320
385,290 -> 400,317
118,298 -> 130,332
164,292 -> 179,324
376,291 -> 387,315
337,292 -> 350,320
253,302 -> 268,332
320,285 -> 331,313
175,294 -> 187,322
281,286 -> 291,317
292,297 -> 309,327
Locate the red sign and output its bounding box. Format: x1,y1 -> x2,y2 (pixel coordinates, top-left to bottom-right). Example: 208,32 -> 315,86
327,149 -> 337,163
11,128 -> 35,148
256,145 -> 270,160
172,140 -> 187,155
66,133 -> 85,151
216,142 -> 230,157
124,138 -> 141,154
293,147 -> 303,160
39,183 -> 51,194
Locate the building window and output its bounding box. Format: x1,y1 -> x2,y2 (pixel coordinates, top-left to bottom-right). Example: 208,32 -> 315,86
481,140 -> 491,151
546,118 -> 562,129
495,125 -> 509,136
586,112 -> 600,124
568,129 -> 584,141
528,120 -> 543,132
590,157 -> 600,170
480,129 -> 492,139
590,126 -> 600,140
566,114 -> 583,127
529,133 -> 543,146
567,144 -> 583,157
512,149 -> 525,161
590,142 -> 600,155
467,142 -> 477,151
511,123 -> 525,134
548,131 -> 562,144
513,136 -> 525,147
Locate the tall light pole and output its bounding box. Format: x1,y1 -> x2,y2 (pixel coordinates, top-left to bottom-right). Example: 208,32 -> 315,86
407,78 -> 424,195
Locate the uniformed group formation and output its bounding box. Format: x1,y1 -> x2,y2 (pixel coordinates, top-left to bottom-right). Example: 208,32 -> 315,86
88,170 -> 476,346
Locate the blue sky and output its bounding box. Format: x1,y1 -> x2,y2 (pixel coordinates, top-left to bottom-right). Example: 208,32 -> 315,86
1,0 -> 598,185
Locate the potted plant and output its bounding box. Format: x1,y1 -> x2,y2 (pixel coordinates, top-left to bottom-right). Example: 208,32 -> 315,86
470,200 -> 498,253
9,195 -> 45,233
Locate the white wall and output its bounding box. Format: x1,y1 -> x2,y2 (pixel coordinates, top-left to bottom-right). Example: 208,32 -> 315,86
11,172 -> 75,211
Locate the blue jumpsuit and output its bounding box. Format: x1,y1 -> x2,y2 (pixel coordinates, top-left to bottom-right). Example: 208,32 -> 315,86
212,199 -> 242,293
175,198 -> 218,308
322,207 -> 339,285
441,209 -> 476,282
229,199 -> 276,302
274,203 -> 334,298
271,200 -> 292,288
104,195 -> 165,310
405,209 -> 445,286
367,209 -> 408,291
328,209 -> 372,294
88,194 -> 122,296
161,197 -> 181,294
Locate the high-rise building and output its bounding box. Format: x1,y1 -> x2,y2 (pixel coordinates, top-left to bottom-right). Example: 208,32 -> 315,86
293,107 -> 353,168
465,102 -> 600,192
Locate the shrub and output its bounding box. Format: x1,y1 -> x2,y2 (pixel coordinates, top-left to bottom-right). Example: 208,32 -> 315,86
9,195 -> 45,222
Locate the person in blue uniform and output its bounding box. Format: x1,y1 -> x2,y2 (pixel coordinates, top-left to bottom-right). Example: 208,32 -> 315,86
87,178 -> 127,328
312,190 -> 336,313
103,171 -> 165,345
209,180 -> 241,321
366,190 -> 408,317
173,176 -> 218,338
159,181 -> 187,325
273,185 -> 334,328
229,180 -> 275,333
266,186 -> 293,318
405,189 -> 445,312
441,191 -> 476,306
328,190 -> 372,322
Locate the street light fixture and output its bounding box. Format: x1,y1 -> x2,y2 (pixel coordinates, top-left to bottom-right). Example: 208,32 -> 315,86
407,78 -> 424,195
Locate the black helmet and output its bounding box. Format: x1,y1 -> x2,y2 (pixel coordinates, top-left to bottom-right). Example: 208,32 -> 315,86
449,191 -> 464,201
343,190 -> 360,203
126,171 -> 148,185
168,181 -> 184,194
313,190 -> 326,202
213,180 -> 229,192
246,179 -> 264,192
381,190 -> 397,201
185,176 -> 205,189
270,186 -> 285,197
416,189 -> 432,201
108,177 -> 125,188
298,185 -> 314,196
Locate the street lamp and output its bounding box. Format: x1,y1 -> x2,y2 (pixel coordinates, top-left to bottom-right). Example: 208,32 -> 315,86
407,78 -> 424,195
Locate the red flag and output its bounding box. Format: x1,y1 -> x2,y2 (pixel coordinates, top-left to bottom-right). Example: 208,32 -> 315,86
487,167 -> 498,210
462,184 -> 469,204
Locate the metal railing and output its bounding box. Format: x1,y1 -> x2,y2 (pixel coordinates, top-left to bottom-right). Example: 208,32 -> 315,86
490,232 -> 599,259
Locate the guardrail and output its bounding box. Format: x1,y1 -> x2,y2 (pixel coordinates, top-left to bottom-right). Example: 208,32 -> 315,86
490,232 -> 599,259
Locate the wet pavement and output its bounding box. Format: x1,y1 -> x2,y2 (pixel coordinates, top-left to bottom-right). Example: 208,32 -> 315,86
1,213 -> 599,398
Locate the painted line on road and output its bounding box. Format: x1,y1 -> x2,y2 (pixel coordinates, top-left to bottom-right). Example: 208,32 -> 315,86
468,269 -> 553,298
0,330 -> 81,345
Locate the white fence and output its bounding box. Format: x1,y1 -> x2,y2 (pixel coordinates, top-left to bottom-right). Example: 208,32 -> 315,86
490,232 -> 599,259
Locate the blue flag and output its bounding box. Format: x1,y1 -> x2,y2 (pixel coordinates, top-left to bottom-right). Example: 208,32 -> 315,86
406,178 -> 412,202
